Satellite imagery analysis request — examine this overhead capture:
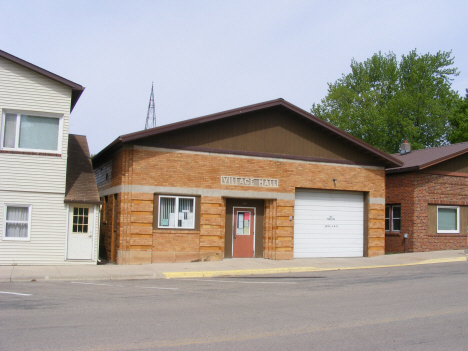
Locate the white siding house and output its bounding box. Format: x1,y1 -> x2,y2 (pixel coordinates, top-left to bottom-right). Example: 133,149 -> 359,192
0,50 -> 100,265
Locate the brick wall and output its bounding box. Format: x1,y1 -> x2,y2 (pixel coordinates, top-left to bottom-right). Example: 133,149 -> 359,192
386,171 -> 468,253
98,146 -> 386,264
94,159 -> 112,189
385,173 -> 414,253
199,197 -> 225,261
99,193 -> 121,261
272,199 -> 295,260
264,199 -> 278,259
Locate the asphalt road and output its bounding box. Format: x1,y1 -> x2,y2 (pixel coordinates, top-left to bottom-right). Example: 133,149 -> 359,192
1,262 -> 467,351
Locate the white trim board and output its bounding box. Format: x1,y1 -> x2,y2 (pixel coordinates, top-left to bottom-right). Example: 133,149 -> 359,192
99,185 -> 296,200
98,185 -> 385,205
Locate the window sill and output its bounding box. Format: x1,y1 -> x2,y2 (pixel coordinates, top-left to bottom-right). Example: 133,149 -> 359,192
0,150 -> 61,157
385,232 -> 401,237
428,233 -> 465,237
153,229 -> 200,234
2,238 -> 31,242
157,227 -> 196,230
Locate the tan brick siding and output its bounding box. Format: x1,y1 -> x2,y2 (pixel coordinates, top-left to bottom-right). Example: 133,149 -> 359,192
99,147 -> 386,264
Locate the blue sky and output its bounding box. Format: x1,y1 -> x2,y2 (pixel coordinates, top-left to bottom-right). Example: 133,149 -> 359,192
1,1 -> 467,154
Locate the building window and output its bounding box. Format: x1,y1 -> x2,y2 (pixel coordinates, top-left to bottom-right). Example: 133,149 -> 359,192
158,196 -> 195,229
385,205 -> 401,232
437,206 -> 459,233
3,205 -> 31,241
2,112 -> 61,152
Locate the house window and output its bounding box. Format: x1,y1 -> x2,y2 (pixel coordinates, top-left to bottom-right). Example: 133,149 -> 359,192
2,112 -> 61,152
3,205 -> 31,241
158,196 -> 195,229
385,205 -> 401,232
437,206 -> 459,233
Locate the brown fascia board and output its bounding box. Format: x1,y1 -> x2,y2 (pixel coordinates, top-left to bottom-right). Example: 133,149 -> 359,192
0,49 -> 84,112
92,100 -> 289,166
93,98 -> 403,168
64,199 -> 103,205
277,100 -> 403,168
120,99 -> 288,142
386,166 -> 421,174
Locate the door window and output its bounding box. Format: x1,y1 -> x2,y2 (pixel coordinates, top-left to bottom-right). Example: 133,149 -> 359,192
237,211 -> 250,235
72,207 -> 89,233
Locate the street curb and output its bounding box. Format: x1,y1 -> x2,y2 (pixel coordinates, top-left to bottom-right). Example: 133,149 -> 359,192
2,256 -> 465,282
163,257 -> 467,279
3,273 -> 167,283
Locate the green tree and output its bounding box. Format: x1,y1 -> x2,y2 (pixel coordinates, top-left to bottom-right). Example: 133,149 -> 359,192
311,50 -> 460,153
448,90 -> 468,144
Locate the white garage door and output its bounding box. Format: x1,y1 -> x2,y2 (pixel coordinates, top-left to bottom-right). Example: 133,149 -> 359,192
294,189 -> 364,258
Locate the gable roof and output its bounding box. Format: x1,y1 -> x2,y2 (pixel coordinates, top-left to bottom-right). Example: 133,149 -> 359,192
65,134 -> 101,204
386,142 -> 468,174
93,98 -> 403,168
0,49 -> 84,112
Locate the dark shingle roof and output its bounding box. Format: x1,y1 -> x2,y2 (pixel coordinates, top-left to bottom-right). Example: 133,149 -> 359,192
386,141 -> 468,174
65,135 -> 101,204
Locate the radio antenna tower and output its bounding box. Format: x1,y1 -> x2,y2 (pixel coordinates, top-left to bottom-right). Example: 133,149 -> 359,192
145,82 -> 156,129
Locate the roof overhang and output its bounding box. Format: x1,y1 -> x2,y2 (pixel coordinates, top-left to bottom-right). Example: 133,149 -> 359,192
386,166 -> 421,174
64,199 -> 103,205
419,148 -> 468,170
386,146 -> 468,174
0,49 -> 85,112
93,98 -> 403,168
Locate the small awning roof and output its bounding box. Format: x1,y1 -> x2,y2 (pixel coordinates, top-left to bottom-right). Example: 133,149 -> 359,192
65,135 -> 101,205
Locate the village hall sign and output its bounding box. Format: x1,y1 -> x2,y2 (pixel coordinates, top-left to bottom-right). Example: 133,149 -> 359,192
221,176 -> 279,188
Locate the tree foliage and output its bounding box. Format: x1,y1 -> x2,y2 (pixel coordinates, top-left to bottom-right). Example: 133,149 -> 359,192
448,90 -> 468,144
311,50 -> 460,153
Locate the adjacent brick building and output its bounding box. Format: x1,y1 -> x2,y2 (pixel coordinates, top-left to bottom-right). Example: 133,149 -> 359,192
92,99 -> 401,264
386,141 -> 468,253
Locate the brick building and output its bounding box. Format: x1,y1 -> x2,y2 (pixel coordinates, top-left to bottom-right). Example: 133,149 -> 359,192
386,141 -> 468,253
92,99 -> 401,264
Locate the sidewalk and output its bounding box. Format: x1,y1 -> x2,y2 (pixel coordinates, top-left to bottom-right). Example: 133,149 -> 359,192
0,250 -> 466,282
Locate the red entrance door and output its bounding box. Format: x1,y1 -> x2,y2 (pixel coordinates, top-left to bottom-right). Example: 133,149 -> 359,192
233,208 -> 255,258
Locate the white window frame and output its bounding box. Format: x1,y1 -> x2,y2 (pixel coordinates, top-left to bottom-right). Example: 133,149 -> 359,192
1,110 -> 63,154
385,204 -> 401,232
3,204 -> 32,241
437,206 -> 459,234
157,195 -> 196,229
